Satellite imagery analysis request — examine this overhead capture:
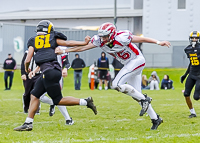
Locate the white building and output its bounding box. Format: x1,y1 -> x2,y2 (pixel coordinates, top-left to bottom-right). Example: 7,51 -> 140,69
0,0 -> 199,67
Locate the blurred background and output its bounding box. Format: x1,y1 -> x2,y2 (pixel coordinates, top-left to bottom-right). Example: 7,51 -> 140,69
0,0 -> 198,68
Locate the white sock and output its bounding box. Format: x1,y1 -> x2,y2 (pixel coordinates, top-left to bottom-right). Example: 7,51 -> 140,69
190,108 -> 196,114
146,104 -> 158,120
79,99 -> 87,106
39,94 -> 54,105
105,86 -> 108,90
57,106 -> 71,120
99,86 -> 102,90
25,117 -> 33,123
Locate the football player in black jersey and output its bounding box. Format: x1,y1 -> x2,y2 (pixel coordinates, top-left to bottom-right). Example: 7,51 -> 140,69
181,31 -> 200,118
14,20 -> 97,131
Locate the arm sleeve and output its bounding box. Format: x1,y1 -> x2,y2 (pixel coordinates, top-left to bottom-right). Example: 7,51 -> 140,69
91,35 -> 101,47
184,63 -> 191,75
62,55 -> 70,69
21,53 -> 27,75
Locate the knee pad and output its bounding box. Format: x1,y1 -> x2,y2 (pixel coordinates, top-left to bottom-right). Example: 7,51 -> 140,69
116,84 -> 135,94
183,91 -> 190,97
111,81 -> 117,89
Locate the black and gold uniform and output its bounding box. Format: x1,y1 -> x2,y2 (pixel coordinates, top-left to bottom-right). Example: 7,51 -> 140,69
182,43 -> 200,100
28,23 -> 67,105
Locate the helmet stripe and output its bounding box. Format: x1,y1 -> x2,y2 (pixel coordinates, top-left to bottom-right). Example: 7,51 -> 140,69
190,32 -> 194,37
197,32 -> 200,37
48,23 -> 53,33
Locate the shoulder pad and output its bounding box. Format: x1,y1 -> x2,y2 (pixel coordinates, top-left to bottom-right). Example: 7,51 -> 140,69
184,45 -> 192,51
115,30 -> 132,45
27,37 -> 35,48
54,31 -> 67,40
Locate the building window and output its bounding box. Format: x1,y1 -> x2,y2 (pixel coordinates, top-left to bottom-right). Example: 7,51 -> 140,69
178,0 -> 186,9
134,0 -> 143,9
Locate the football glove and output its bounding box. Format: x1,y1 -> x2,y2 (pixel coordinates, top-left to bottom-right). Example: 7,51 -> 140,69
180,74 -> 187,83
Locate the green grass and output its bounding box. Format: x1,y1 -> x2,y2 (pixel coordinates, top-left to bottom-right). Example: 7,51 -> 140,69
1,68 -> 200,143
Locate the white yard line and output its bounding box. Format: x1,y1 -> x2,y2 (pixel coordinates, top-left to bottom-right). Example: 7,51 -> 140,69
31,133 -> 200,143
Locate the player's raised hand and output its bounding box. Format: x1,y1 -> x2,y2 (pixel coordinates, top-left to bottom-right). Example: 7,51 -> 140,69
159,41 -> 171,48
85,36 -> 91,44
180,74 -> 187,83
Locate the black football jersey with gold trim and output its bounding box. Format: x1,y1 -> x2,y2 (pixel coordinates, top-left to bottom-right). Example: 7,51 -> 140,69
184,44 -> 200,75
27,31 -> 67,72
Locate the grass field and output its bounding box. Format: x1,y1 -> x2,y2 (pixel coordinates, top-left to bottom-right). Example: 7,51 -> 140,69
1,68 -> 200,143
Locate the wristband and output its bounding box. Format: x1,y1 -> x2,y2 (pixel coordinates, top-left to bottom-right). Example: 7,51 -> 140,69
63,50 -> 65,54
156,41 -> 160,45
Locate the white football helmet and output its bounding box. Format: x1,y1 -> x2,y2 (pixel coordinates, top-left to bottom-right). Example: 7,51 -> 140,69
98,22 -> 116,43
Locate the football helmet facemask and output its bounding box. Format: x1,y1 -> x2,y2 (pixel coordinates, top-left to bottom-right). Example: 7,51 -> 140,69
189,31 -> 200,47
98,22 -> 116,44
36,20 -> 54,34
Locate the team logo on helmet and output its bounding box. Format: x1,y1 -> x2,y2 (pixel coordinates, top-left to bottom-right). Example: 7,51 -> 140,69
36,20 -> 54,34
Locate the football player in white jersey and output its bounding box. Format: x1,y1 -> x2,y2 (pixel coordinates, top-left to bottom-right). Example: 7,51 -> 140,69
56,22 -> 171,130
29,46 -> 74,125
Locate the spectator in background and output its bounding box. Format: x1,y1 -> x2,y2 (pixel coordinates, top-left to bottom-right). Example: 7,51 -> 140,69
161,75 -> 174,90
97,52 -> 109,90
112,58 -> 124,78
71,53 -> 86,90
3,53 -> 16,90
141,75 -> 150,90
149,71 -> 160,90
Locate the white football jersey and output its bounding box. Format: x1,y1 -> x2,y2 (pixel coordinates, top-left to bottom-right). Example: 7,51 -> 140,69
91,30 -> 143,65
57,46 -> 70,68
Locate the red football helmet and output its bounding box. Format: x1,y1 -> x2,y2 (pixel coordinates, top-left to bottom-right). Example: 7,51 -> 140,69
98,22 -> 116,43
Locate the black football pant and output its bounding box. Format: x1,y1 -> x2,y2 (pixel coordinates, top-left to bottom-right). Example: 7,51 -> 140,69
31,68 -> 62,105
23,74 -> 41,112
184,74 -> 200,100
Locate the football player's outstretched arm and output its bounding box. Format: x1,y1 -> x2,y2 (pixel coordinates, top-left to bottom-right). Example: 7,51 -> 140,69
131,35 -> 171,47
56,35 -> 91,47
55,43 -> 97,55
24,46 -> 34,73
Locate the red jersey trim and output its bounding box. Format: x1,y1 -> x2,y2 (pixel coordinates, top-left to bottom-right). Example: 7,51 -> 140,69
128,43 -> 139,55
113,40 -> 123,46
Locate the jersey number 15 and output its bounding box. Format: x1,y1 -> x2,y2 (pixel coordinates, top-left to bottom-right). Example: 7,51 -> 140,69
190,57 -> 200,66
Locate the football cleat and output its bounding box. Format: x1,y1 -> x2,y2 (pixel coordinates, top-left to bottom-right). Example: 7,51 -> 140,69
189,114 -> 197,118
85,97 -> 97,115
24,109 -> 28,114
139,96 -> 152,116
49,105 -> 55,117
14,122 -> 33,131
151,115 -> 163,130
66,118 -> 74,125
